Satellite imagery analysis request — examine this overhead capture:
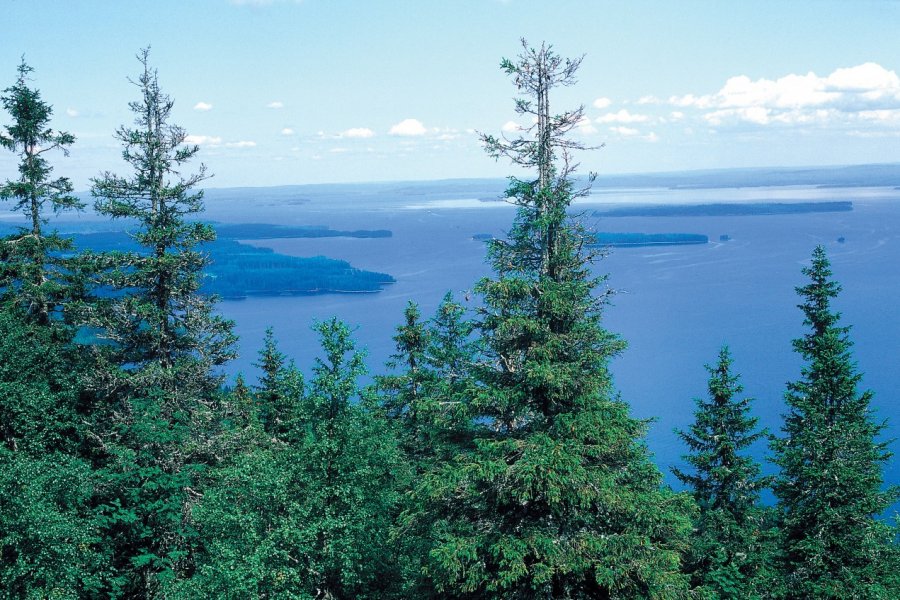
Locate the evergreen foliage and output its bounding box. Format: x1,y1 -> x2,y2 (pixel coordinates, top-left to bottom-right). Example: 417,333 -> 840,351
411,39 -> 694,598
76,49 -> 237,596
673,346 -> 777,598
771,245 -> 899,599
2,43 -> 899,600
379,295 -> 479,595
425,291 -> 478,445
85,48 -> 236,383
0,59 -> 81,324
254,326 -> 305,439
0,308 -> 103,596
182,319 -> 406,599
379,302 -> 435,469
379,294 -> 478,472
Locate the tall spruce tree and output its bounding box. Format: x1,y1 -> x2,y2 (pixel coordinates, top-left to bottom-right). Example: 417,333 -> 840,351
82,49 -> 236,596
0,59 -> 81,324
411,39 -> 693,598
772,245 -> 899,599
87,48 -> 236,385
673,346 -> 776,598
0,61 -> 103,594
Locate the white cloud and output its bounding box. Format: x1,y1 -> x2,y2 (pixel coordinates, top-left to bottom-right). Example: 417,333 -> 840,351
329,147 -> 349,153
267,101 -> 284,109
637,95 -> 661,105
608,126 -> 658,142
857,108 -> 900,124
705,106 -> 772,126
670,111 -> 685,120
281,128 -> 295,135
847,128 -> 900,138
592,97 -> 612,109
65,108 -> 79,118
501,120 -> 523,133
193,102 -> 213,111
826,62 -> 899,92
389,118 -> 427,136
184,135 -> 256,149
341,127 -> 375,138
673,63 -> 900,129
609,126 -> 639,136
669,93 -> 713,109
185,135 -> 223,146
596,109 -> 650,124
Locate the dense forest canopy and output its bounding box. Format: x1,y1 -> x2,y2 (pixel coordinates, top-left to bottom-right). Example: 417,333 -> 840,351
0,42 -> 898,599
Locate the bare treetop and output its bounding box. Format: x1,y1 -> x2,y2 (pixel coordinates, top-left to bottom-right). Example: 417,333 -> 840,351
480,38 -> 597,189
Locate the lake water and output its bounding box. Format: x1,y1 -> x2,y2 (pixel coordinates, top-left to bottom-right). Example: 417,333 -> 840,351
194,182 -> 900,492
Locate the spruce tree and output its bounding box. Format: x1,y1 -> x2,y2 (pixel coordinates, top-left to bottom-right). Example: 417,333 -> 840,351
673,346 -> 776,598
412,39 -> 693,598
425,291 -> 478,448
181,319 -> 405,599
379,295 -> 477,472
254,326 -> 304,440
82,48 -> 236,596
87,48 -> 236,384
379,301 -> 436,470
0,59 -> 81,324
772,245 -> 899,599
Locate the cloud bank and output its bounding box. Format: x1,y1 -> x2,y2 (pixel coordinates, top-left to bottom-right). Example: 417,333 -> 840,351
670,63 -> 900,128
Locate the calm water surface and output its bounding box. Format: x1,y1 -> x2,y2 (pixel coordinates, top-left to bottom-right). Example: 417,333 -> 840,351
203,184 -> 900,491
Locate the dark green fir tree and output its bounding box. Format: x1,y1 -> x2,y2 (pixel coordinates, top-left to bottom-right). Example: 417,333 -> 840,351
673,346 -> 777,599
254,326 -> 305,440
379,301 -> 438,470
771,245 -> 899,599
379,294 -> 477,473
410,39 -> 694,598
424,291 -> 478,450
80,49 -> 236,596
0,59 -> 105,596
0,59 -> 81,324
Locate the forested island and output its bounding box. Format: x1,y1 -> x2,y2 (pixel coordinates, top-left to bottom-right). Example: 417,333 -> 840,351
0,228 -> 397,298
214,223 -> 392,240
1,42 -> 898,600
591,232 -> 709,246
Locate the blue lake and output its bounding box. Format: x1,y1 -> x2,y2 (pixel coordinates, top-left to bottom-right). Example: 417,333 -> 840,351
192,182 -> 900,493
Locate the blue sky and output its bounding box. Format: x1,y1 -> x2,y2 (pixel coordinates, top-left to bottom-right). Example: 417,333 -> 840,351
3,0 -> 900,189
